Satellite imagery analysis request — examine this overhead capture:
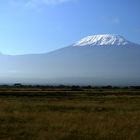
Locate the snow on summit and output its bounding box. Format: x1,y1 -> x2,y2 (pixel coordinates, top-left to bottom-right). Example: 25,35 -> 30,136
74,34 -> 131,46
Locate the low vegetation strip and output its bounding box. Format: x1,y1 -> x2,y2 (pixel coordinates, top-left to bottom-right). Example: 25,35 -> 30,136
0,87 -> 140,97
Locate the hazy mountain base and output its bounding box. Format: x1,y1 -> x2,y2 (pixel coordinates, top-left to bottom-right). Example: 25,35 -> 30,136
0,88 -> 140,140
1,45 -> 140,86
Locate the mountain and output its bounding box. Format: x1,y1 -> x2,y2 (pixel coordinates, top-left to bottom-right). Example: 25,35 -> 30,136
73,34 -> 134,46
0,34 -> 140,86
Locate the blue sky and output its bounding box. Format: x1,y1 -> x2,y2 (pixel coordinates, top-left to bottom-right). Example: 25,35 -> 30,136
0,0 -> 140,55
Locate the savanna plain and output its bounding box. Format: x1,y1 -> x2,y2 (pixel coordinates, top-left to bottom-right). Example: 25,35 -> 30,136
0,86 -> 140,140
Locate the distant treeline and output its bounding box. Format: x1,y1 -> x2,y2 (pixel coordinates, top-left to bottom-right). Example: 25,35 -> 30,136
0,83 -> 140,89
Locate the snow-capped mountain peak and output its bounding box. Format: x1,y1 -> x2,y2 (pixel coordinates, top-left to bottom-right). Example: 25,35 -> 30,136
74,34 -> 131,46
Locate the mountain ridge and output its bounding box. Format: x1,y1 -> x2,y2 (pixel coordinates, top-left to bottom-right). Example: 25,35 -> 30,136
0,34 -> 140,56
73,34 -> 135,47
0,34 -> 140,85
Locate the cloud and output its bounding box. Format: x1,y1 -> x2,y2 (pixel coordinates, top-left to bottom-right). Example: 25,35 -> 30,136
101,16 -> 120,25
111,17 -> 120,25
10,0 -> 74,8
26,0 -> 72,7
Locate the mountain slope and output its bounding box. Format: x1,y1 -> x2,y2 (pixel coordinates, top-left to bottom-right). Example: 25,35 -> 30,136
74,34 -> 132,46
0,34 -> 140,85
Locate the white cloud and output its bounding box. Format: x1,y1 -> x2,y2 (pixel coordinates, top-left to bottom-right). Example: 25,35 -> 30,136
101,16 -> 120,25
111,17 -> 120,25
10,0 -> 74,8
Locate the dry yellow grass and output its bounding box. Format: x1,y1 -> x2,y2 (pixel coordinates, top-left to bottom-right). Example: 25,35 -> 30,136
0,88 -> 140,140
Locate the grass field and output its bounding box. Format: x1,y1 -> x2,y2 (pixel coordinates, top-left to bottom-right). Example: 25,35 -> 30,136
0,87 -> 140,140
